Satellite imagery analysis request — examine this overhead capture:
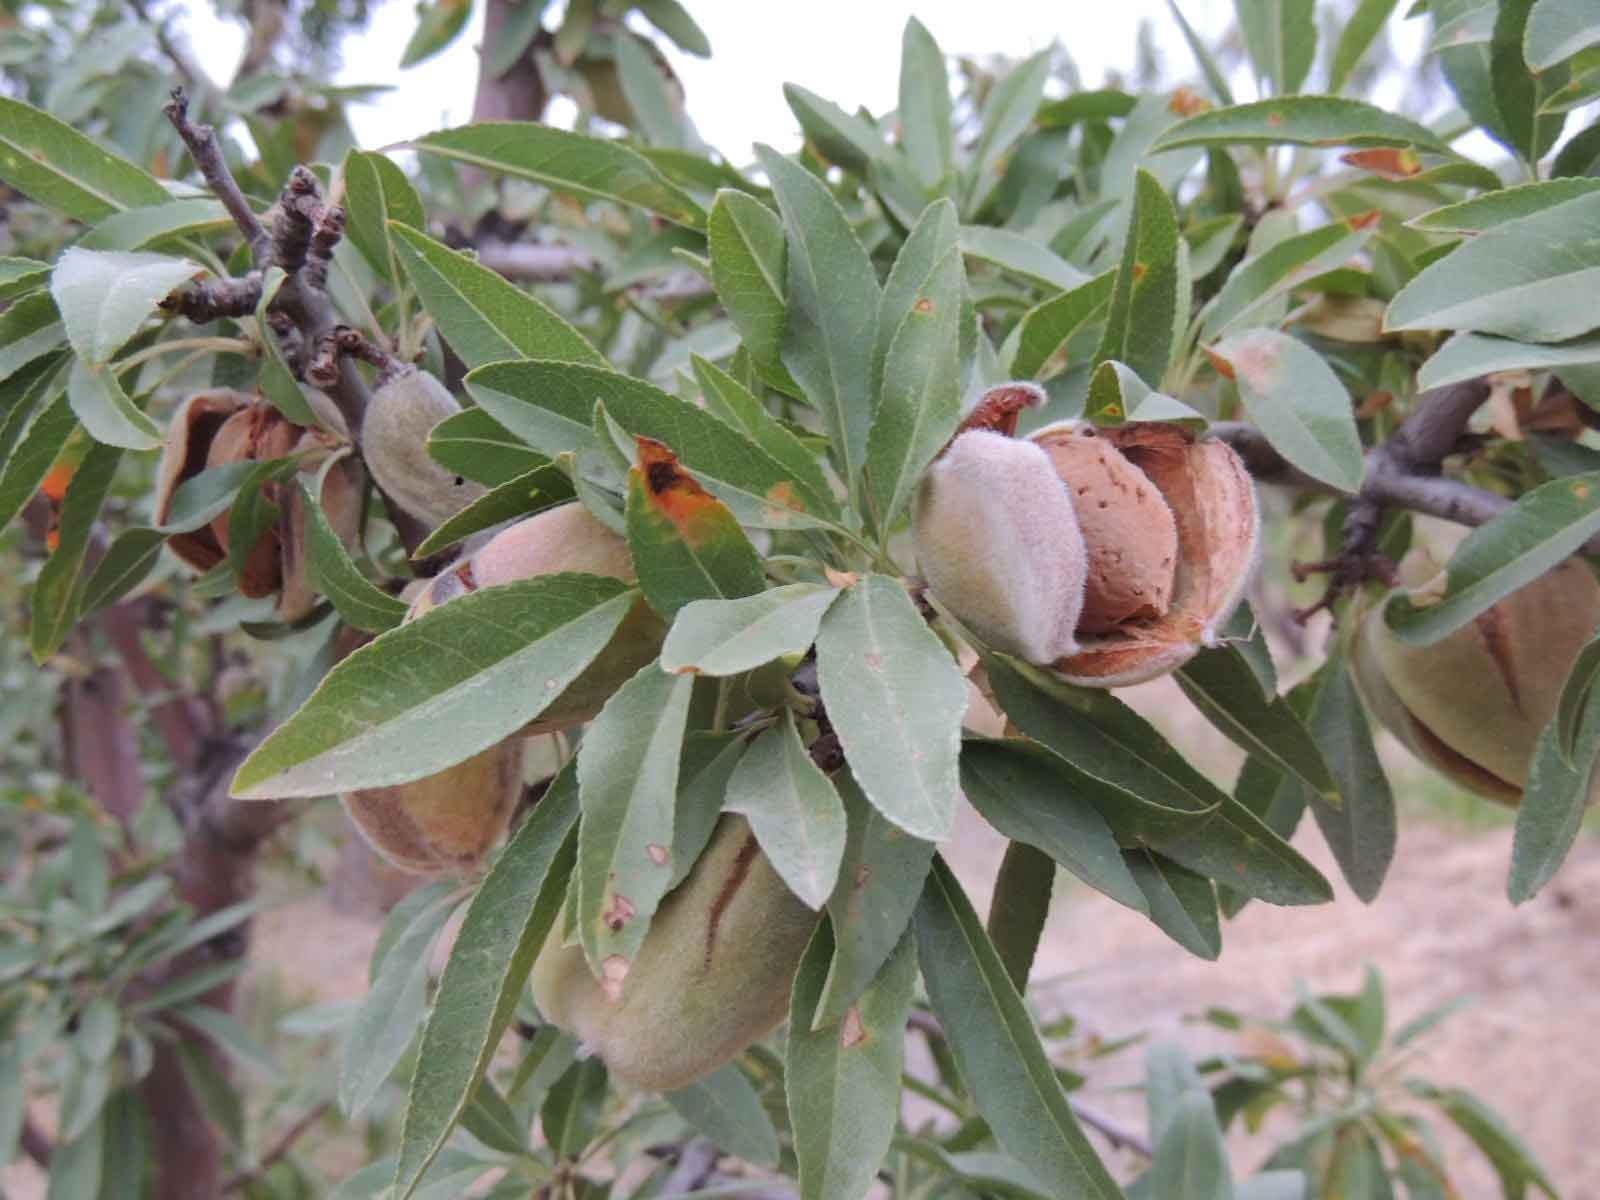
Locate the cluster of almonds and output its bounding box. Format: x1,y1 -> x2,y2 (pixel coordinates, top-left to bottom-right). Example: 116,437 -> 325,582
913,388 -> 1260,687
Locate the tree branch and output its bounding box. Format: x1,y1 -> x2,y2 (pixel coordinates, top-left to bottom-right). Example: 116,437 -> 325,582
20,1118 -> 54,1168
220,1101 -> 331,1193
163,89 -> 268,264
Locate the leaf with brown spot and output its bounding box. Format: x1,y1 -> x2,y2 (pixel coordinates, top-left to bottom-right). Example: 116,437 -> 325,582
625,436 -> 766,620
1342,147 -> 1422,178
787,922 -> 916,1200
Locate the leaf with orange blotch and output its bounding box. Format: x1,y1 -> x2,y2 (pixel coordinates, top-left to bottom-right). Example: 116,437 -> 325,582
625,436 -> 767,620
1341,147 -> 1422,179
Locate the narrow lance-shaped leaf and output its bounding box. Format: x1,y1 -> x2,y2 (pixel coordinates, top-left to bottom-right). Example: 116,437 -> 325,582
427,407 -> 547,487
389,222 -> 605,369
231,576 -> 634,798
0,96 -> 170,221
814,767 -> 935,1026
1526,0 -> 1600,68
690,354 -> 831,502
788,922 -> 918,1200
1236,0 -> 1317,94
411,461 -> 572,560
1332,0 -> 1405,91
301,481 -> 408,634
1418,331 -> 1600,392
394,766 -> 579,1199
1209,328 -> 1365,494
411,122 -> 706,228
706,189 -> 795,393
625,437 -> 766,620
725,710 -> 848,909
899,17 -> 954,189
1094,169 -> 1182,390
1509,706 -> 1599,904
965,48 -> 1052,217
757,145 -> 880,497
342,150 -> 425,285
1150,97 -> 1448,151
1201,216 -> 1377,340
78,527 -> 164,616
815,575 -> 967,841
914,858 -> 1124,1199
661,583 -> 841,677
665,1063 -> 781,1168
1126,849 -> 1222,960
1388,472 -> 1600,645
1009,270 -> 1116,379
576,660 -> 696,978
1385,190 -> 1600,344
866,200 -> 963,531
32,440 -> 122,663
986,840 -> 1056,991
65,358 -> 160,451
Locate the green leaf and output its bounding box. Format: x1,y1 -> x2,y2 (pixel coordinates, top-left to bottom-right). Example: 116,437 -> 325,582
666,1064 -> 781,1168
625,445 -> 766,620
231,577 -> 633,798
960,739 -> 1148,913
959,226 -> 1089,293
394,765 -> 579,1198
65,358 -> 159,451
300,482 -> 408,634
658,583 -> 836,677
428,407 -> 547,486
814,768 -> 935,1026
1126,850 -> 1222,961
789,923 -> 917,1200
1176,646 -> 1339,801
1387,190 -> 1600,342
758,145 -> 881,495
725,710 -> 848,909
79,199 -> 232,253
343,152 -> 425,285
900,18 -> 954,189
986,840 -> 1056,991
44,1110 -> 104,1200
0,294 -> 65,386
1332,0 -> 1406,91
32,441 -> 122,662
1202,219 -> 1376,340
706,190 -> 794,391
1527,0 -> 1600,68
1086,360 -> 1206,426
636,0 -> 710,56
0,97 -> 169,221
575,657 -> 696,973
401,0 -> 472,66
1389,473 -> 1600,645
0,256 -> 50,300
254,268 -> 321,428
466,360 -> 838,529
867,200 -> 963,531
1236,0 -> 1317,93
412,123 -> 705,228
914,858 -> 1123,1199
1210,328 -> 1365,493
691,355 -> 831,502
51,248 -> 200,366
389,223 -> 604,369
1151,98 -> 1447,151
965,49 -> 1052,218
782,83 -> 893,172
1010,270 -> 1117,379
540,1058 -> 607,1158
1094,169 -> 1183,389
154,460 -> 259,534
78,527 -> 164,616
985,657 -> 1334,906
1509,714 -> 1597,902
1293,659 -> 1397,902
816,575 -> 966,841
340,887 -> 458,1117
1165,0 -> 1236,104
1418,330 -> 1600,390
411,461 -> 572,560
1410,179 -> 1600,232
614,31 -> 687,148
1412,1083 -> 1559,1198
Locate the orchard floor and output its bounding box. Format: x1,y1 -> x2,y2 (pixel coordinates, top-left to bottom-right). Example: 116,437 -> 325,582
7,760 -> 1598,1197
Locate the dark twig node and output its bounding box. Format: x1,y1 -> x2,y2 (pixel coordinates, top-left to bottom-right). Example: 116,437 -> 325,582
162,273 -> 264,324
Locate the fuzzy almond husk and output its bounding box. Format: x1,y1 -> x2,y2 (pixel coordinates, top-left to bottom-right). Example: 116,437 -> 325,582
1353,560 -> 1600,802
530,815 -> 819,1090
361,367 -> 486,528
1047,423 -> 1259,688
341,736 -> 524,875
204,404 -> 302,598
405,502 -> 665,732
1033,423 -> 1179,634
912,430 -> 1087,664
154,390 -> 253,571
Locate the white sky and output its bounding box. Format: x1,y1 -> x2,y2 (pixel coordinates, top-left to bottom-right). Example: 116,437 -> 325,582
177,0 -> 1263,156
